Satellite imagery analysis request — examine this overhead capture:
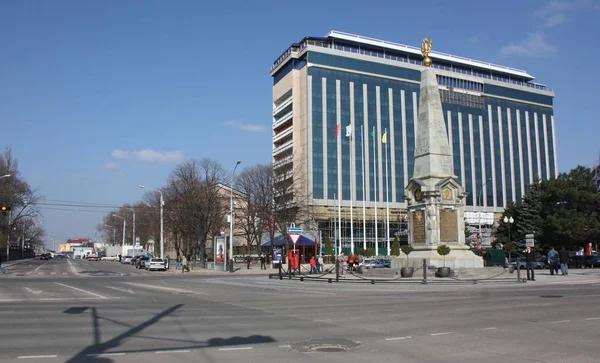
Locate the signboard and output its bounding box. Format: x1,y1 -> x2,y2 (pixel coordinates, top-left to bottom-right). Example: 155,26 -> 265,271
214,236 -> 226,265
440,209 -> 458,243
289,234 -> 301,245
525,233 -> 535,247
135,237 -> 141,247
287,227 -> 302,234
412,210 -> 425,243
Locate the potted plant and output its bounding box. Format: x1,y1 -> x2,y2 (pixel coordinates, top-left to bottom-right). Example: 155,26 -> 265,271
437,244 -> 451,277
400,245 -> 414,277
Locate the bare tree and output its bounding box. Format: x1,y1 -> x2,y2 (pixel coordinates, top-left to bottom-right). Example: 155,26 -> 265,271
164,158 -> 227,267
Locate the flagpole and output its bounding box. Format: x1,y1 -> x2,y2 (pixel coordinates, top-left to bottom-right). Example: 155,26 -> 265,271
372,126 -> 378,256
337,122 -> 342,257
361,125 -> 366,251
333,193 -> 337,257
385,128 -> 390,256
348,125 -> 354,256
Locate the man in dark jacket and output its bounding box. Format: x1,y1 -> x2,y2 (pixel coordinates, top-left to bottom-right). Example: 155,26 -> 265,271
524,246 -> 536,281
558,247 -> 570,275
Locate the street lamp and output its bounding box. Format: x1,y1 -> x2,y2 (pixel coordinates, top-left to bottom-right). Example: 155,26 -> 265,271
121,205 -> 136,247
104,224 -> 116,245
112,214 -> 126,255
139,185 -> 164,259
503,216 -> 514,245
478,178 -> 493,245
0,174 -> 11,179
229,160 -> 241,272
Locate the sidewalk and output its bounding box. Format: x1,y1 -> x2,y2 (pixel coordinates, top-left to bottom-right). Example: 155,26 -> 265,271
165,263 -> 335,276
2,259 -> 33,268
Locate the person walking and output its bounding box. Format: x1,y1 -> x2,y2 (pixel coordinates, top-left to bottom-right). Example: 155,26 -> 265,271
260,253 -> 266,270
181,255 -> 190,273
337,252 -> 345,277
548,247 -> 559,275
318,254 -> 324,273
175,256 -> 181,270
524,246 -> 536,281
559,246 -> 570,275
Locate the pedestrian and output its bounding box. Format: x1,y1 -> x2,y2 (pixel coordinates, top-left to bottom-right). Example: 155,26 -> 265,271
524,246 -> 536,281
309,256 -> 317,274
260,253 -> 266,270
246,255 -> 251,270
175,256 -> 181,270
559,246 -> 569,275
0,257 -> 5,274
181,255 -> 190,273
548,247 -> 559,275
337,252 -> 345,276
318,254 -> 324,273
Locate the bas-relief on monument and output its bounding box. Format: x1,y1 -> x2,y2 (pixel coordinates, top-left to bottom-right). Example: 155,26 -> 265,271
403,38 -> 484,268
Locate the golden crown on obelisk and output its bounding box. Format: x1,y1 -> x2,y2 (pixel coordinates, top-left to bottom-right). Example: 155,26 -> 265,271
421,37 -> 433,67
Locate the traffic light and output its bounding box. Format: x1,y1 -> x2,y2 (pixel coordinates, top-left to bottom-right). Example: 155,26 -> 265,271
1,205 -> 11,216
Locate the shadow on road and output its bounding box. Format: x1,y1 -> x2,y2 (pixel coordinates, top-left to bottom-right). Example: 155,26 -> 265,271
63,304 -> 276,362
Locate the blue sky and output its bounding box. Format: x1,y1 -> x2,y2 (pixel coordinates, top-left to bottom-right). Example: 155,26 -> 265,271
1,0 -> 599,244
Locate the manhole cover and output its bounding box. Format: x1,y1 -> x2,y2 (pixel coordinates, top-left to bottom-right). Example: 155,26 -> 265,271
540,295 -> 563,298
290,339 -> 360,353
310,345 -> 347,352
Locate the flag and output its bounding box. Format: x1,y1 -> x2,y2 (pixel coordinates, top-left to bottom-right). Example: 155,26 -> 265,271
381,131 -> 387,144
346,125 -> 352,138
335,124 -> 339,137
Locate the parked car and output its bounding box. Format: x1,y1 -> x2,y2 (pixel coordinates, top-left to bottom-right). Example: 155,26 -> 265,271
569,255 -> 600,268
511,258 -> 548,270
146,258 -> 167,271
101,256 -> 118,261
122,256 -> 133,264
136,257 -> 150,269
361,258 -> 391,269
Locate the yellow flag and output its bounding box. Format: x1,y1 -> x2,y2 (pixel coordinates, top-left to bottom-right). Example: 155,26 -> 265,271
381,132 -> 387,144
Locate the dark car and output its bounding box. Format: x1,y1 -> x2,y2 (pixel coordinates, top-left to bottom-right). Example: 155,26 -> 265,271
40,253 -> 49,260
568,255 -> 595,268
136,257 -> 150,269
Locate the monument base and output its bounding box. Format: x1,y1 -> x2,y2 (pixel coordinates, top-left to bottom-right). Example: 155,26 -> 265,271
394,244 -> 484,269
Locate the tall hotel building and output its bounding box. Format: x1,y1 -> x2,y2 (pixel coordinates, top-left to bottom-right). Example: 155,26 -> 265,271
270,31 -> 557,250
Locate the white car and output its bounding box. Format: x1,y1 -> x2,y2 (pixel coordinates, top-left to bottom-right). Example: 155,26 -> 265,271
146,258 -> 166,271
122,256 -> 133,264
101,256 -> 118,261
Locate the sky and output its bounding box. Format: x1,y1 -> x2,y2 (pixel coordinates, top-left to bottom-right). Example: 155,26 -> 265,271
1,0 -> 599,245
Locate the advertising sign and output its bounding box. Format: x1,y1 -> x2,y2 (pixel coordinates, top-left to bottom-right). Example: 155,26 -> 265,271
525,233 -> 535,247
214,236 -> 226,265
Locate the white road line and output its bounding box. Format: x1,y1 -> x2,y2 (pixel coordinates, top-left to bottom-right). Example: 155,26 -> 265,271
385,336 -> 412,341
34,261 -> 49,271
430,332 -> 454,336
551,320 -> 570,323
87,353 -> 125,357
106,286 -> 135,294
18,355 -> 58,359
55,282 -> 108,299
0,297 -> 109,303
584,317 -> 600,321
278,345 -> 291,348
67,259 -> 78,275
155,350 -> 191,354
124,282 -> 210,296
24,287 -> 42,295
479,327 -> 497,330
218,347 -> 253,351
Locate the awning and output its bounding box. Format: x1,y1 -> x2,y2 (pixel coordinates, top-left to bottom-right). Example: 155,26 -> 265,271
261,234 -> 316,247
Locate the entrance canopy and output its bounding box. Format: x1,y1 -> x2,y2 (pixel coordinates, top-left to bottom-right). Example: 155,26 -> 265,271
261,234 -> 316,247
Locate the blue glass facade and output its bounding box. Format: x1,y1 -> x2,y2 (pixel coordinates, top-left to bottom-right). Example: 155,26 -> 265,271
304,51 -> 555,210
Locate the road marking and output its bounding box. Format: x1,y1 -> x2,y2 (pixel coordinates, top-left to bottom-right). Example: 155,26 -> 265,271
218,347 -> 253,351
549,279 -> 600,285
155,350 -> 191,354
124,282 -> 210,296
584,317 -> 600,321
67,259 -> 78,275
385,336 -> 412,341
87,353 -> 125,357
55,282 -> 108,299
34,261 -> 49,271
479,327 -> 497,330
430,332 -> 454,336
0,297 -> 111,302
106,286 -> 135,294
50,272 -> 57,275
24,287 -> 42,295
551,320 -> 570,323
278,345 -> 291,348
18,355 -> 58,359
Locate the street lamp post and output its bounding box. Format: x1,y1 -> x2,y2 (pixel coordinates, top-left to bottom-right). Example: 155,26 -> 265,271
112,214 -> 126,256
478,178 -> 493,245
229,160 -> 241,272
139,185 -> 164,259
121,206 -> 136,247
503,216 -> 514,245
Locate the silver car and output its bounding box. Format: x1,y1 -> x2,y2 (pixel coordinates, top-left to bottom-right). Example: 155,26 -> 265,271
146,258 -> 166,271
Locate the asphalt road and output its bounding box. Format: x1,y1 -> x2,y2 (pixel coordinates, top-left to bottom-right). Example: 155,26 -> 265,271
1,259 -> 600,362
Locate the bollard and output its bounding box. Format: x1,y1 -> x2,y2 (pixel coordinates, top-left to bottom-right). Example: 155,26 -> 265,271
335,258 -> 340,282
278,263 -> 282,280
421,259 -> 428,285
516,264 -> 522,282
300,276 -> 304,282
328,278 -> 332,283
